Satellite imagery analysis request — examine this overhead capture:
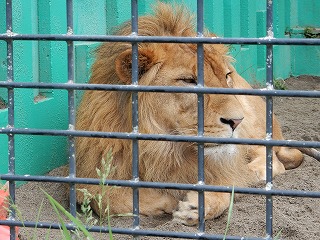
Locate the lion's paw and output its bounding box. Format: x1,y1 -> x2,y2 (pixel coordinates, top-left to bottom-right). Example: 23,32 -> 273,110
172,200 -> 199,226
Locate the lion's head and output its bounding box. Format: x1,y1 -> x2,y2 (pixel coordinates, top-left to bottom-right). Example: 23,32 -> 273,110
77,4 -> 245,159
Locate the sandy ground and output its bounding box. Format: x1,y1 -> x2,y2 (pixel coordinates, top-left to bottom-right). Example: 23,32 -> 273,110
16,75 -> 319,240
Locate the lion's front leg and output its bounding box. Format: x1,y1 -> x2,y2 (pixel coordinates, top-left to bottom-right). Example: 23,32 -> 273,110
82,186 -> 178,217
172,191 -> 230,226
247,146 -> 286,181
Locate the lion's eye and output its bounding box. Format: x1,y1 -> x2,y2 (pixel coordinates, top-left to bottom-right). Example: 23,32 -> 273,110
226,71 -> 233,87
226,71 -> 233,79
179,77 -> 197,85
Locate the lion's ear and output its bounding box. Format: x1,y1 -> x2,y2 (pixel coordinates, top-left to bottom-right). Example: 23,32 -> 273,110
115,48 -> 155,83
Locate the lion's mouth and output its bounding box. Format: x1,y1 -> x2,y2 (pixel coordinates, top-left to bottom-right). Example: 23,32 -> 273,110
204,143 -> 219,148
202,132 -> 237,147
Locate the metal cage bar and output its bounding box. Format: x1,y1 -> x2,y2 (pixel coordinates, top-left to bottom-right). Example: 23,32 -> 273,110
66,0 -> 77,220
0,0 -> 319,239
0,218 -> 264,240
265,0 -> 274,238
1,34 -> 320,45
196,0 -> 206,232
131,0 -> 140,234
0,127 -> 319,148
5,1 -> 17,240
3,174 -> 320,198
1,81 -> 320,98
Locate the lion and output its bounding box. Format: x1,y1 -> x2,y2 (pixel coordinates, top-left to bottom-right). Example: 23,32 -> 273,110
74,3 -> 308,226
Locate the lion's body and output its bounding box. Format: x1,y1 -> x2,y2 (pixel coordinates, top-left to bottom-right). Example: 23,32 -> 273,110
75,3 -> 303,225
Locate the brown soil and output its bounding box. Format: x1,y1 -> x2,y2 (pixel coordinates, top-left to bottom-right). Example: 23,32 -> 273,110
16,75 -> 320,240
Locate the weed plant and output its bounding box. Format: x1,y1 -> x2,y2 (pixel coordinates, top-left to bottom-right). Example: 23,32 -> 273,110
273,78 -> 287,90
9,149 -> 117,240
52,149 -> 117,239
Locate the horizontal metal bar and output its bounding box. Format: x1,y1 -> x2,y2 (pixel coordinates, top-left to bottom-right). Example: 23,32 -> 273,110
0,81 -> 319,98
0,219 -> 262,240
1,174 -> 320,198
1,33 -> 320,45
0,128 -> 319,148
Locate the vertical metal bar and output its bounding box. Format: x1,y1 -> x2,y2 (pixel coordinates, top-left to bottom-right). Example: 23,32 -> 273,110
196,0 -> 205,233
66,0 -> 77,219
265,0 -> 274,239
131,0 -> 140,235
6,1 -> 16,240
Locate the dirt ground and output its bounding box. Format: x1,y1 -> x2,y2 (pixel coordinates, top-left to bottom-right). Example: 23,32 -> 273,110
16,75 -> 319,240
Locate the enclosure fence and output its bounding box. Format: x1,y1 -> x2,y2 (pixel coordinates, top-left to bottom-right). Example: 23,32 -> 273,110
0,0 -> 320,240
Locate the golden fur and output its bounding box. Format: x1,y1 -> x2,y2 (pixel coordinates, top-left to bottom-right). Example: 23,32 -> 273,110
75,3 -> 303,225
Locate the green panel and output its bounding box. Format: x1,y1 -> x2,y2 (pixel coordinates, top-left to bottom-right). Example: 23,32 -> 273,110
224,1 -> 253,83
290,29 -> 320,76
256,10 -> 266,69
74,42 -> 100,105
296,0 -> 320,27
0,109 -> 7,178
138,0 -> 148,15
240,0 -> 249,38
0,0 -> 69,181
37,0 -> 53,98
273,0 -> 292,80
0,2 -> 5,82
73,1 -> 107,35
204,0 -> 224,36
289,0 -> 320,76
229,1 -> 241,37
222,0 -> 234,37
291,46 -> 320,76
106,1 -> 122,34
0,1 -> 7,179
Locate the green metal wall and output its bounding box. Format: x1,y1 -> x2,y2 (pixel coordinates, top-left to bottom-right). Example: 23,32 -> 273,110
0,0 -> 319,179
0,0 -> 69,180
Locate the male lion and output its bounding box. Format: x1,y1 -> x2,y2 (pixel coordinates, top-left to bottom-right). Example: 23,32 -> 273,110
75,3 -> 306,225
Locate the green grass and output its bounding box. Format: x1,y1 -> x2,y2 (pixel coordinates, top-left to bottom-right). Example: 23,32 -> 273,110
250,78 -> 287,90
222,186 -> 283,239
304,27 -> 320,39
43,189 -> 95,240
273,78 -> 287,90
223,186 -> 235,240
75,149 -> 116,239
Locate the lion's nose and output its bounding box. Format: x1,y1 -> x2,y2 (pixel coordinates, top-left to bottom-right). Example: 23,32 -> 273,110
220,117 -> 243,131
